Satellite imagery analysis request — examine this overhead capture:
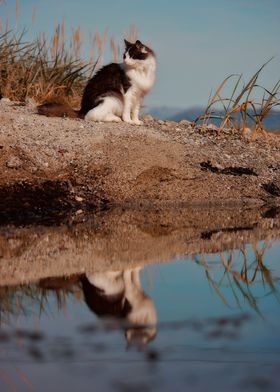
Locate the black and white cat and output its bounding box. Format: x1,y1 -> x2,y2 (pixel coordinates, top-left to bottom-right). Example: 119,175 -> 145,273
38,40 -> 156,125
82,268 -> 157,345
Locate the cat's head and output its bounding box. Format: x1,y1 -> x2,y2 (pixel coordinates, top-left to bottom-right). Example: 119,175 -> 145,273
123,39 -> 155,67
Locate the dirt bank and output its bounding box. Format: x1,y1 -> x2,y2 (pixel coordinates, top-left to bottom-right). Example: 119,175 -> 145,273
0,98 -> 280,209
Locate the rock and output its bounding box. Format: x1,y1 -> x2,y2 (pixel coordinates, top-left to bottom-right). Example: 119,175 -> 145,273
157,120 -> 165,125
207,123 -> 218,131
1,97 -> 10,103
25,98 -> 37,108
6,156 -> 22,169
243,127 -> 253,140
161,125 -> 170,131
199,124 -> 208,132
8,238 -> 23,249
142,114 -> 154,123
165,121 -> 176,127
75,196 -> 83,202
179,119 -> 191,126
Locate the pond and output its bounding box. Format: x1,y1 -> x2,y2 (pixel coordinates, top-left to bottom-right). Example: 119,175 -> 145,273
0,206 -> 279,391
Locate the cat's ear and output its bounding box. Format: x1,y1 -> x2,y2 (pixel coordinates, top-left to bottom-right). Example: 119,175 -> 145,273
124,39 -> 133,49
135,40 -> 143,48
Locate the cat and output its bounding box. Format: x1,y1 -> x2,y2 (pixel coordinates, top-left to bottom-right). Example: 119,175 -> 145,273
37,39 -> 156,125
38,267 -> 157,345
82,267 -> 157,345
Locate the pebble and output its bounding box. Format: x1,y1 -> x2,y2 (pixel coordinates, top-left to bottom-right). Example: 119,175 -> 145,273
142,114 -> 154,123
25,98 -> 37,107
179,119 -> 191,126
6,156 -> 22,169
207,124 -> 218,131
75,196 -> 83,202
161,125 -> 170,131
243,127 -> 253,140
165,121 -> 176,127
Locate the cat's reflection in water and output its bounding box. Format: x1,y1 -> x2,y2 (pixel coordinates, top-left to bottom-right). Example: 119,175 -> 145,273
82,268 -> 157,345
39,268 -> 157,345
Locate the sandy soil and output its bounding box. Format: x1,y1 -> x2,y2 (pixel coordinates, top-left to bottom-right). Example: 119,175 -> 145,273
0,98 -> 280,209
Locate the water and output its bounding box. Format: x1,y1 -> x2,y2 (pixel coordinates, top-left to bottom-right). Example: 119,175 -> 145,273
0,206 -> 279,391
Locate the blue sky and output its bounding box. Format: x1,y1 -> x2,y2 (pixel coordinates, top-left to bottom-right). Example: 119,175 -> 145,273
1,0 -> 280,108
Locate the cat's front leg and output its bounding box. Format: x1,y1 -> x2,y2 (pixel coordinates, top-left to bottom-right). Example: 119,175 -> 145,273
122,114 -> 135,124
122,92 -> 133,124
123,92 -> 142,125
131,101 -> 143,125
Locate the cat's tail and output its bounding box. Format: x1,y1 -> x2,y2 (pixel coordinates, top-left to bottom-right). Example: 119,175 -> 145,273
37,101 -> 84,119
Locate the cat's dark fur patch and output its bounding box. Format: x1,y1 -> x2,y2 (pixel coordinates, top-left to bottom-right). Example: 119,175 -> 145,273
124,39 -> 154,60
81,276 -> 131,318
79,63 -> 131,116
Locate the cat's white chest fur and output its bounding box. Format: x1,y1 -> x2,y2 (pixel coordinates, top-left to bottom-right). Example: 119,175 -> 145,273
126,56 -> 156,94
123,56 -> 156,124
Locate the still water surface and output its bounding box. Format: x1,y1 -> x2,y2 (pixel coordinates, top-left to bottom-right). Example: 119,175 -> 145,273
0,207 -> 279,391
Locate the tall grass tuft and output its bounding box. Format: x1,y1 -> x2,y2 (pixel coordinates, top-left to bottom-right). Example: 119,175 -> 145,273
0,29 -> 93,104
194,60 -> 280,139
0,282 -> 81,324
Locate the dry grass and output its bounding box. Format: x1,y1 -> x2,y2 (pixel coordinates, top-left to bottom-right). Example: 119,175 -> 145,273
0,28 -> 94,105
0,282 -> 81,324
0,1 -> 138,105
195,241 -> 279,316
194,60 -> 280,139
0,1 -> 93,104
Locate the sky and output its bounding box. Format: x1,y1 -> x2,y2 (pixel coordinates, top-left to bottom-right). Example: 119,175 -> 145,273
1,0 -> 280,109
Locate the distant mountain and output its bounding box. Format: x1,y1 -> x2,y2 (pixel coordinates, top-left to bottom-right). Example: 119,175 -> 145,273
147,106 -> 280,131
147,106 -> 205,121
145,106 -> 186,120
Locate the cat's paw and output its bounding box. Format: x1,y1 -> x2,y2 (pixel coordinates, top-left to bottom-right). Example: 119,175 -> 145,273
124,118 -> 143,125
123,117 -> 134,124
